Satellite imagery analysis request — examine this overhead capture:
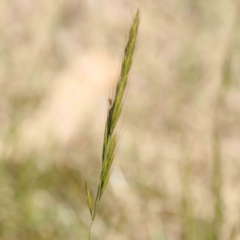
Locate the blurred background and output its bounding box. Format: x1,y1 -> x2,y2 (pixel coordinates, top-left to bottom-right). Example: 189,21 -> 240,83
1,0 -> 240,239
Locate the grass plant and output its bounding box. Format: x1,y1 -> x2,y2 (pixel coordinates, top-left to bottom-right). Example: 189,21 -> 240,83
84,9 -> 140,240
2,2 -> 240,240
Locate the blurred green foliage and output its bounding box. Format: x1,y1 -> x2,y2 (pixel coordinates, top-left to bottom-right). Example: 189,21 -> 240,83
0,159 -> 88,240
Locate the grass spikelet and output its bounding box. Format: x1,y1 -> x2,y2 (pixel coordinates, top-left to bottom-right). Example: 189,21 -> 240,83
85,9 -> 140,240
85,180 -> 93,216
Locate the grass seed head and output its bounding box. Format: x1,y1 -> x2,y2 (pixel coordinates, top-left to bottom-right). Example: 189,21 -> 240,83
86,9 -> 140,237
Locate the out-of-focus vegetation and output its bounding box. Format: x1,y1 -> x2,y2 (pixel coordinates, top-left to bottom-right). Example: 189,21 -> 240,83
1,0 -> 240,240
0,160 -> 87,240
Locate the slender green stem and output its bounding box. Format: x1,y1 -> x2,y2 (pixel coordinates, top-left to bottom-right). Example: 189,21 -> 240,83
88,221 -> 94,240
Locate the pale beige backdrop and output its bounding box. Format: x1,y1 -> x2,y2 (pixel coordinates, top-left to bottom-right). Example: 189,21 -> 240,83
1,0 -> 240,240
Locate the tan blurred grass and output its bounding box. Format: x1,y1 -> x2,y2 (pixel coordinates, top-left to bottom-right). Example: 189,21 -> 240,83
1,0 -> 240,240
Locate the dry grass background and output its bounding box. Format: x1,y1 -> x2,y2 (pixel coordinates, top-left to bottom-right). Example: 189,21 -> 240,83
1,0 -> 240,239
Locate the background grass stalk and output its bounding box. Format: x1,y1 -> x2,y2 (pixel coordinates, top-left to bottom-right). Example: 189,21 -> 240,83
85,9 -> 140,240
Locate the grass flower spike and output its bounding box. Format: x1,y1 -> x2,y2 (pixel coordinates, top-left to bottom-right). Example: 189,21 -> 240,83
85,9 -> 140,240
